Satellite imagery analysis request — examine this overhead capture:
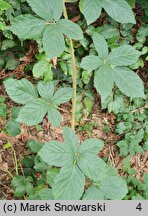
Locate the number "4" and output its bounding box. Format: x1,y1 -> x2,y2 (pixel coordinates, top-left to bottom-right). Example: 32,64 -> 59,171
136,203 -> 142,211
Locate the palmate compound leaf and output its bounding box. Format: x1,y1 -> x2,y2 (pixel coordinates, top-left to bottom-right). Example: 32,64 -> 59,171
16,99 -> 48,126
102,0 -> 136,24
81,33 -> 145,100
26,0 -> 63,21
4,78 -> 38,104
4,79 -> 73,127
10,14 -> 46,39
100,176 -> 128,200
79,0 -> 102,25
53,164 -> 85,200
38,127 -> 115,199
38,141 -> 74,167
10,2 -> 83,59
107,45 -> 141,66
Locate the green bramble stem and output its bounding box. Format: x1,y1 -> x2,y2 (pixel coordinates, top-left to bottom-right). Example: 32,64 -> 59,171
63,0 -> 77,130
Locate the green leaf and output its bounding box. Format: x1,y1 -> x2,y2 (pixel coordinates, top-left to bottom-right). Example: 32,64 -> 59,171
53,165 -> 85,199
48,106 -> 62,127
11,15 -> 46,39
126,0 -> 135,8
37,81 -> 54,100
28,188 -> 53,200
43,24 -> 65,59
78,154 -> 107,181
107,45 -> 141,66
79,0 -> 102,25
47,167 -> 59,188
0,101 -> 7,118
100,176 -> 128,199
102,0 -> 136,24
27,0 -> 63,21
11,176 -> 34,197
13,186 -> 26,197
108,95 -> 126,114
92,33 -> 109,59
6,119 -> 21,137
34,159 -> 48,172
80,55 -> 103,71
4,78 -> 38,104
58,19 -> 83,40
63,127 -> 79,152
113,67 -> 145,98
26,0 -> 52,21
83,185 -> 104,200
50,0 -> 63,21
79,138 -> 104,154
52,87 -> 73,105
11,107 -> 21,120
116,122 -> 132,134
0,0 -> 11,10
38,188 -> 53,200
5,58 -> 20,71
22,156 -> 34,168
38,141 -> 74,166
116,140 -> 129,156
94,64 -> 114,100
33,61 -> 52,78
16,99 -> 48,126
27,139 -> 42,153
1,39 -> 16,50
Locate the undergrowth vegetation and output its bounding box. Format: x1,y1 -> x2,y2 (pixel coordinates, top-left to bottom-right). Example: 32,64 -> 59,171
0,0 -> 148,200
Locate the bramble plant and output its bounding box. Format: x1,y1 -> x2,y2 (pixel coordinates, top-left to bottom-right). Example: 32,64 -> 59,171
2,0 -> 147,200
38,127 -> 128,200
4,79 -> 73,127
81,32 -> 144,102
